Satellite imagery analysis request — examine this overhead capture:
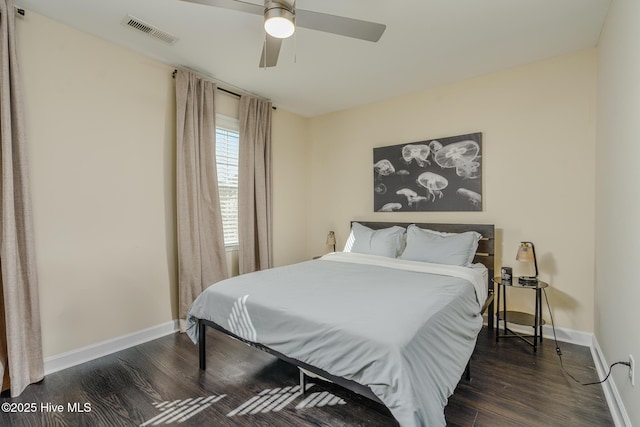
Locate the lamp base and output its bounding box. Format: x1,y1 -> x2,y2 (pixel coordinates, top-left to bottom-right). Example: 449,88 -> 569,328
518,276 -> 538,286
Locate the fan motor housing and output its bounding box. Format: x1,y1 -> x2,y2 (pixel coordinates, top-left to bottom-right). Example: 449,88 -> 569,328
264,0 -> 295,14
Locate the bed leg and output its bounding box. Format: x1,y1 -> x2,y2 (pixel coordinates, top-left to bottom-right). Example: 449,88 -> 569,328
199,320 -> 206,371
299,369 -> 307,394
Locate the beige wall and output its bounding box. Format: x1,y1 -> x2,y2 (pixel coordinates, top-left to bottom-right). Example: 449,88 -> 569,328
18,12 -> 177,358
272,109 -> 310,267
596,0 -> 640,423
16,12 -> 309,357
307,50 -> 597,332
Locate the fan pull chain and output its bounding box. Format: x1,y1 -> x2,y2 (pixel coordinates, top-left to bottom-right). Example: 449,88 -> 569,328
293,0 -> 297,63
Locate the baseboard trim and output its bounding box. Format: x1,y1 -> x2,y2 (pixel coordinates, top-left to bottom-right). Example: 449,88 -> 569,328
487,316 -> 591,346
497,320 -> 592,347
44,320 -> 179,375
591,336 -> 632,427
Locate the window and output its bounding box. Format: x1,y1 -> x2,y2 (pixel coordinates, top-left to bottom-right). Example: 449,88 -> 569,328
216,115 -> 240,248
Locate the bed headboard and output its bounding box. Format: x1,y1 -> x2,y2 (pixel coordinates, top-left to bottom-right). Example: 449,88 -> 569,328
354,222 -> 495,279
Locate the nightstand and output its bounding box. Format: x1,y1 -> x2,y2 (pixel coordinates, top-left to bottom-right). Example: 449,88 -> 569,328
492,277 -> 548,352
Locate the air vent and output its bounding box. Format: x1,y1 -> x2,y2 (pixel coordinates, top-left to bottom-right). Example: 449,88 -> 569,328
121,15 -> 178,45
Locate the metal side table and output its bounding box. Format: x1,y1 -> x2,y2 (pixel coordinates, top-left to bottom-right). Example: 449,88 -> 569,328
493,277 -> 548,352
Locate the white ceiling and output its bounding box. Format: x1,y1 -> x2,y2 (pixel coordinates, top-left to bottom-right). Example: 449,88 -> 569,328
16,0 -> 611,117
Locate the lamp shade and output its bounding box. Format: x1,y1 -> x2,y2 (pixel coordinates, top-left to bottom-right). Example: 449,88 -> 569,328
326,231 -> 336,246
516,241 -> 538,282
516,242 -> 535,263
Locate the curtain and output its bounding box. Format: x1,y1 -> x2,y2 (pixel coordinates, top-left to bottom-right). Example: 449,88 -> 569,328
0,0 -> 44,397
238,96 -> 273,274
175,70 -> 228,331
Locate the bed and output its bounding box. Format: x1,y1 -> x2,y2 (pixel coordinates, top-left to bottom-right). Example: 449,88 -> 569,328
186,222 -> 495,426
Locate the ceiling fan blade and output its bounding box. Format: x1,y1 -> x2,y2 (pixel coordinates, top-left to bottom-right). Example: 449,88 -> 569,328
296,9 -> 386,42
259,35 -> 283,68
179,0 -> 263,16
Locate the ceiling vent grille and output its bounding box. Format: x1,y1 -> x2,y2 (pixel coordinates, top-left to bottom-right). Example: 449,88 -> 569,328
121,15 -> 178,45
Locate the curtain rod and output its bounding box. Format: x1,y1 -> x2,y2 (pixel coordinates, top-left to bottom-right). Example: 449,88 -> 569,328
172,70 -> 241,98
171,69 -> 276,110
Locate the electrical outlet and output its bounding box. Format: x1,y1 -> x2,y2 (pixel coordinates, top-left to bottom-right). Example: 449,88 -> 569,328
630,354 -> 635,387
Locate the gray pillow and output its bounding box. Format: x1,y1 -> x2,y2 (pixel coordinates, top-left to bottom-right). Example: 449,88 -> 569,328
399,224 -> 481,266
348,222 -> 406,258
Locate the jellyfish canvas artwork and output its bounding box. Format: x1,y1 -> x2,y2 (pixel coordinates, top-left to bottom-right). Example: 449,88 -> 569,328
373,132 -> 483,212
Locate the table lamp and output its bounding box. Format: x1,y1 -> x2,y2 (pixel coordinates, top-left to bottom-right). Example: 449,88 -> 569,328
326,231 -> 336,252
516,241 -> 538,285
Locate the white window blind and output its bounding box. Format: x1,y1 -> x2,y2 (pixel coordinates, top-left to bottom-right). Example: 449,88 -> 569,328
216,115 -> 240,248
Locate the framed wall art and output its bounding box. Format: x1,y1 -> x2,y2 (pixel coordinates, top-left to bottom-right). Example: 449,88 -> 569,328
373,132 -> 482,212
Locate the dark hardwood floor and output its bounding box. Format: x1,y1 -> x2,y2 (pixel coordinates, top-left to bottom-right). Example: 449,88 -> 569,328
1,326 -> 613,426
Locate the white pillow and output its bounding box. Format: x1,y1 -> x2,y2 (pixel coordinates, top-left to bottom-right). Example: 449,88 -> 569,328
344,222 -> 406,258
399,224 -> 481,266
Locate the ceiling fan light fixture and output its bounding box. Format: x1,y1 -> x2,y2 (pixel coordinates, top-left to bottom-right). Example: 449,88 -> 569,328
264,5 -> 295,39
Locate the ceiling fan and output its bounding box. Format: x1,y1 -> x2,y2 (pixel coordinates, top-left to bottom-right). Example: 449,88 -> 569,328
180,0 -> 386,68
